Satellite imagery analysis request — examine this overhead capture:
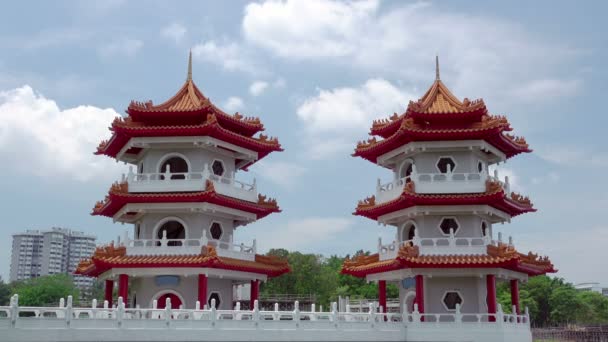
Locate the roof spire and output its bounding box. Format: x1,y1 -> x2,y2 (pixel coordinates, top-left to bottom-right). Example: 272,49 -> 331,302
435,54 -> 440,81
187,49 -> 193,81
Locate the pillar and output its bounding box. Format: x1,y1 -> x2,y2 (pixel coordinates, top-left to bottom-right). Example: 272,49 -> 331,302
104,279 -> 114,307
486,274 -> 497,322
378,280 -> 387,319
415,275 -> 425,314
250,279 -> 259,308
118,274 -> 129,307
198,274 -> 208,306
510,279 -> 520,315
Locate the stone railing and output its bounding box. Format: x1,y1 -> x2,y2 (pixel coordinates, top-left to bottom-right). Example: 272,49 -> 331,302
0,295 -> 531,342
125,163 -> 257,202
378,231 -> 517,260
123,230 -> 257,261
376,166 -> 512,203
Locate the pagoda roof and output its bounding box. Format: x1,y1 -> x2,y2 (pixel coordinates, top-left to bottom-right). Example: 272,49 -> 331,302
75,244 -> 290,278
356,58 -> 530,164
341,242 -> 556,278
354,180 -> 535,220
92,180 -> 280,220
96,113 -> 282,168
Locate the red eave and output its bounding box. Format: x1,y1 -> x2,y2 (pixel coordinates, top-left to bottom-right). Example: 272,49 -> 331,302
354,182 -> 535,221
96,120 -> 282,167
92,182 -> 280,220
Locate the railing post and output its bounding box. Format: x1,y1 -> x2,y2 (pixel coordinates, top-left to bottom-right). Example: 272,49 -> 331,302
311,303 -> 316,321
331,302 -> 338,325
497,304 -> 504,325
294,300 -> 300,322
253,239 -> 257,254
368,303 -> 375,324
449,228 -> 456,247
165,297 -> 172,327
525,306 -> 530,325
252,300 -> 260,322
455,303 -> 462,323
117,296 -> 124,327
210,298 -> 217,324
161,229 -> 168,247
412,303 -> 421,323
10,294 -> 18,328
66,295 -> 73,327
274,303 -> 279,321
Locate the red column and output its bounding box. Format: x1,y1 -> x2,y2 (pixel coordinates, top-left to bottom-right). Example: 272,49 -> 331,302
104,279 -> 114,307
250,279 -> 259,308
487,274 -> 497,322
118,274 -> 129,307
415,275 -> 425,314
378,280 -> 387,319
198,274 -> 208,307
510,279 -> 520,315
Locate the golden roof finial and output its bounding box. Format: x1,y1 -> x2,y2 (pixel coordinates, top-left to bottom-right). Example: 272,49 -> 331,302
187,49 -> 193,81
435,54 -> 440,81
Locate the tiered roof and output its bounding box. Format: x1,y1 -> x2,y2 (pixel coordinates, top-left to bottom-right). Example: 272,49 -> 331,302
354,61 -> 530,164
92,180 -> 280,219
96,53 -> 282,168
75,244 -> 290,278
341,242 -> 556,277
355,180 -> 535,220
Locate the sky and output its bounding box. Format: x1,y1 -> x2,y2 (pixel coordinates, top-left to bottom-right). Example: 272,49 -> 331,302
0,0 -> 607,286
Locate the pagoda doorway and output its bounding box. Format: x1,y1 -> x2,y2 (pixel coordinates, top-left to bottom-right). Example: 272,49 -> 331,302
399,221 -> 417,243
156,292 -> 183,309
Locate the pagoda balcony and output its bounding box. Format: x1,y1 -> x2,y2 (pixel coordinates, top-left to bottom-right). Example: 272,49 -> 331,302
377,232 -> 513,261
376,169 -> 511,204
124,165 -> 257,202
122,230 -> 257,262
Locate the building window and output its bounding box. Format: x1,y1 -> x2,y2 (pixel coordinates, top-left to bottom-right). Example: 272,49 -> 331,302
400,221 -> 417,242
477,160 -> 485,173
436,157 -> 456,173
439,217 -> 460,235
481,221 -> 489,237
159,156 -> 189,179
208,292 -> 221,309
209,222 -> 223,240
157,220 -> 185,246
211,160 -> 225,177
442,291 -> 463,311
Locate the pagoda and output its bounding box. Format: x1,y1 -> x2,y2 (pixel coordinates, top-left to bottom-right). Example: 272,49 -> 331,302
76,53 -> 289,310
342,58 -> 555,326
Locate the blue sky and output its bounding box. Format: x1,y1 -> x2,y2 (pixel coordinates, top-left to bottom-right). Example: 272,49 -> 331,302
0,0 -> 606,285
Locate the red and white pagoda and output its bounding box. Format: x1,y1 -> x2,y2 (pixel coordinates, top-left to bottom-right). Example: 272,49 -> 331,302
76,53 -> 290,310
342,58 -> 555,329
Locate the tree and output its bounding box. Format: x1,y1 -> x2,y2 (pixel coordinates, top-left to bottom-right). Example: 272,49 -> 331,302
11,274 -> 80,306
548,285 -> 580,324
575,291 -> 608,324
0,276 -> 11,306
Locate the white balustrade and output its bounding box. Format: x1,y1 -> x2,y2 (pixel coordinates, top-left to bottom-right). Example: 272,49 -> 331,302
0,295 -> 531,342
376,166 -> 514,204
378,233 -> 495,260
125,163 -> 257,202
123,231 -> 257,261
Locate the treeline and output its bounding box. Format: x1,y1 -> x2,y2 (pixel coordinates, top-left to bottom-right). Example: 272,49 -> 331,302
1,249 -> 607,327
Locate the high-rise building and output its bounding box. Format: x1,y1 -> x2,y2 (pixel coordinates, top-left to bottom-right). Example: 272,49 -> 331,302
10,228 -> 96,290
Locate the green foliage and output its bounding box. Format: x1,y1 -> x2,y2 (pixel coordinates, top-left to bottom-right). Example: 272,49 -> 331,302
0,277 -> 11,306
11,274 -> 80,306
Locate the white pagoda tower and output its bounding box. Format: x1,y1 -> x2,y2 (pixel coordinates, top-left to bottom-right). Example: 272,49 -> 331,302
342,58 -> 555,340
76,53 -> 290,310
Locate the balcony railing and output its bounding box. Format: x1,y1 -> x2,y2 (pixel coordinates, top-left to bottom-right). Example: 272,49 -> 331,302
377,231 -> 513,260
1,295 -> 530,340
125,163 -> 257,202
123,230 -> 257,262
376,167 -> 511,204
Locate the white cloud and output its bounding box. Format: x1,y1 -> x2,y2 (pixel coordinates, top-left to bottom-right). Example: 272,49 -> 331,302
160,23 -> 187,43
249,81 -> 269,96
243,0 -> 581,104
536,145 -> 608,167
0,86 -> 122,182
223,96 -> 244,112
98,37 -> 143,58
297,78 -> 411,132
192,40 -> 258,74
255,217 -> 354,251
295,78 -> 413,158
252,160 -> 307,188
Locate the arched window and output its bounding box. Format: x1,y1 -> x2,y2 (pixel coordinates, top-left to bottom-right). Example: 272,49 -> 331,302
159,156 -> 189,180
157,220 -> 185,246
481,221 -> 489,237
400,221 -> 417,242
399,160 -> 414,182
